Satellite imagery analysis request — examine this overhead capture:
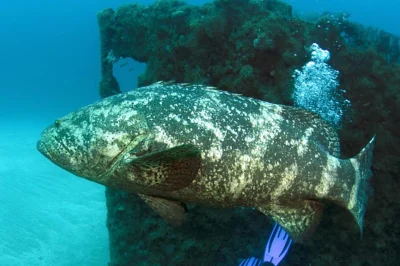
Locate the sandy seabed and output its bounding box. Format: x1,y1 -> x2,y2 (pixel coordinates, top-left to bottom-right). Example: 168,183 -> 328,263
0,115 -> 109,266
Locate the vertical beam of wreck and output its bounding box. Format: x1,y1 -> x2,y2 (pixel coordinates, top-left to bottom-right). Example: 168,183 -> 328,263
97,8 -> 121,262
97,8 -> 121,98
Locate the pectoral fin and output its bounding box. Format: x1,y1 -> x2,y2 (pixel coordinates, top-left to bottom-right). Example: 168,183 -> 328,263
124,144 -> 201,191
138,194 -> 186,226
258,200 -> 324,242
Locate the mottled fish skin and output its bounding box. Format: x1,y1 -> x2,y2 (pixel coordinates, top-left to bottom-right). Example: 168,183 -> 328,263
37,82 -> 374,241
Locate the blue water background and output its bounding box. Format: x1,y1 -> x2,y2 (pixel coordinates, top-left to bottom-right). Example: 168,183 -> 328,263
0,0 -> 398,117
0,0 -> 398,265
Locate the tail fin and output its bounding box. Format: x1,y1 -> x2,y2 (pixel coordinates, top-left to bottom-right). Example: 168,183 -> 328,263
347,135 -> 375,238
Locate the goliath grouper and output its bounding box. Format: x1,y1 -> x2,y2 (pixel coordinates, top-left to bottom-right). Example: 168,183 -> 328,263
37,82 -> 374,241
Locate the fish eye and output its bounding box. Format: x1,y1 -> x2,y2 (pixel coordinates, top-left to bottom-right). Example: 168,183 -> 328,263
54,119 -> 62,128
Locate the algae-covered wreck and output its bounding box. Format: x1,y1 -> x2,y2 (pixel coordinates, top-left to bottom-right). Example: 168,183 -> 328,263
92,0 -> 399,265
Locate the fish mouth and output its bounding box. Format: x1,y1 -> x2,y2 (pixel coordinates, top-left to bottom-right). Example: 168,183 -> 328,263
37,131 -> 151,179
37,137 -> 73,172
37,139 -> 54,161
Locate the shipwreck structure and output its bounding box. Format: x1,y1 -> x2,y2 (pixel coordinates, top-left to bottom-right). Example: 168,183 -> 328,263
97,0 -> 400,265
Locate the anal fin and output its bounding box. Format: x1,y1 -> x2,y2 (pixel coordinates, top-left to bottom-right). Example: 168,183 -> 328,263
258,200 -> 324,242
138,194 -> 186,226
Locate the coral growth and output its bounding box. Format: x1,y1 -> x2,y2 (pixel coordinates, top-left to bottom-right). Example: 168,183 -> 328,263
97,0 -> 400,265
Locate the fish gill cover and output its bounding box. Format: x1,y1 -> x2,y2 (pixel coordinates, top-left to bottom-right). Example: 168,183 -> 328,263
93,0 -> 400,265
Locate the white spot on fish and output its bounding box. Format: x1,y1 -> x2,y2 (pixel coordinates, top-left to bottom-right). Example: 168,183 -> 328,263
297,127 -> 314,156
154,126 -> 178,147
271,163 -> 298,199
168,113 -> 181,122
316,155 -> 341,197
348,158 -> 360,210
